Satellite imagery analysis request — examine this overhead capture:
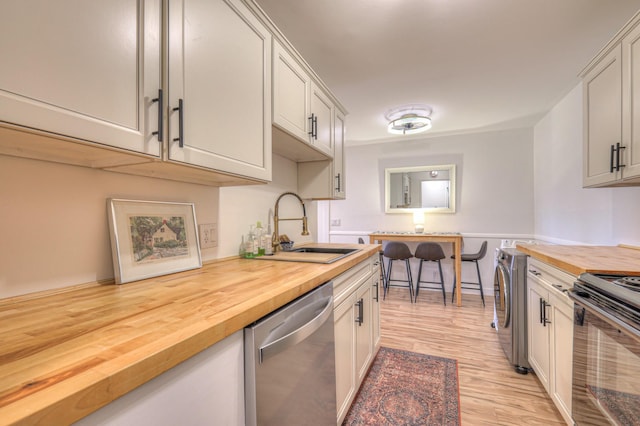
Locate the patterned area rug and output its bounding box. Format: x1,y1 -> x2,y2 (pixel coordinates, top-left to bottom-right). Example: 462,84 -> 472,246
588,385 -> 640,425
343,347 -> 461,426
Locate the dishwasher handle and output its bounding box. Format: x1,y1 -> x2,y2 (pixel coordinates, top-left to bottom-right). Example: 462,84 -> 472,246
259,295 -> 333,364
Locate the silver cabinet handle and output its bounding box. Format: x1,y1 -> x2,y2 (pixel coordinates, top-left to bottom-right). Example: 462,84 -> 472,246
259,296 -> 333,363
355,298 -> 364,326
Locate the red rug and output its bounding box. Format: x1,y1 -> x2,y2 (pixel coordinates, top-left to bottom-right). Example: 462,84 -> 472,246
343,347 -> 461,425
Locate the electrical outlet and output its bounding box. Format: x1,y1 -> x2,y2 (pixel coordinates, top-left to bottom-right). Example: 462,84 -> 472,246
198,223 -> 218,249
331,219 -> 341,226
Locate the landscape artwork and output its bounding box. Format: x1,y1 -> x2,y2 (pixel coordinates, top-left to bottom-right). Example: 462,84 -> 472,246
128,215 -> 189,263
108,199 -> 202,284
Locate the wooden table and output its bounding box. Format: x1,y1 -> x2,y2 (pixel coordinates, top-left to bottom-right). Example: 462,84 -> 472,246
369,232 -> 464,306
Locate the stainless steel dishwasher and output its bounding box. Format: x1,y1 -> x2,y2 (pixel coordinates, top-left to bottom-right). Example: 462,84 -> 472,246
244,281 -> 336,426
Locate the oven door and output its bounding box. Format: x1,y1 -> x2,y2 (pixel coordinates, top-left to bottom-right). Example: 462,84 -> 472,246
572,297 -> 640,425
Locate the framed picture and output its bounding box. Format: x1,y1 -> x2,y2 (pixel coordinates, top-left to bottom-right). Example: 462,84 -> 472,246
107,199 -> 202,284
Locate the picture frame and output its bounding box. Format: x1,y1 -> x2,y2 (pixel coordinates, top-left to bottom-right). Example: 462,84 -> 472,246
107,199 -> 202,284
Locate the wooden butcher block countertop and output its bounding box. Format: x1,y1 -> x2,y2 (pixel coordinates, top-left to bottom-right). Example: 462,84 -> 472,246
0,243 -> 380,426
516,243 -> 640,276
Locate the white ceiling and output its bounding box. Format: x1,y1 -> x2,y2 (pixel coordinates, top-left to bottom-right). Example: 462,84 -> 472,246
254,0 -> 640,144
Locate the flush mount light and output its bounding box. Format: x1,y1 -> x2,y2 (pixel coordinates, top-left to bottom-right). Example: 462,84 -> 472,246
385,105 -> 433,135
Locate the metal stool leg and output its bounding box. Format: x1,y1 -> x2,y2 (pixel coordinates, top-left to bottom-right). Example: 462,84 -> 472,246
379,252 -> 386,297
437,260 -> 446,306
384,258 -> 393,300
475,260 -> 485,306
405,258 -> 414,302
415,259 -> 424,302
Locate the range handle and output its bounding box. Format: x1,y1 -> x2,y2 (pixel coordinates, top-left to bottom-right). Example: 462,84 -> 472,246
259,295 -> 333,364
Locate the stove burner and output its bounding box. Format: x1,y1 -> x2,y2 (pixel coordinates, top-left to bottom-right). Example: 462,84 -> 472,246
615,276 -> 640,291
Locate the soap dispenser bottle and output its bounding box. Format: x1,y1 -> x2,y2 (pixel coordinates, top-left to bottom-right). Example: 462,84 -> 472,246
250,224 -> 259,257
245,225 -> 256,258
256,221 -> 265,256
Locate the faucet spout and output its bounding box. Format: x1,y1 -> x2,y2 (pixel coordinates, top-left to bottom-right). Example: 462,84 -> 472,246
273,192 -> 309,251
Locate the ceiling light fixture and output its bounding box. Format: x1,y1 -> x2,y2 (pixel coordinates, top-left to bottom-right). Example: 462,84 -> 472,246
385,105 -> 433,135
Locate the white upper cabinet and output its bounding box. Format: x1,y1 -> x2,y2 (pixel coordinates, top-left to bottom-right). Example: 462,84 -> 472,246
583,13 -> 640,187
1,0 -> 343,188
273,42 -> 311,143
167,0 -> 272,182
309,82 -> 334,157
333,110 -> 347,199
583,46 -> 623,186
297,108 -> 346,200
622,21 -> 640,180
272,40 -> 334,159
0,0 -> 162,157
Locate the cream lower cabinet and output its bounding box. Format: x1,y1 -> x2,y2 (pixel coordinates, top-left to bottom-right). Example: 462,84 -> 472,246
0,0 -> 162,160
371,259 -> 382,349
527,258 -> 574,425
334,255 -> 381,424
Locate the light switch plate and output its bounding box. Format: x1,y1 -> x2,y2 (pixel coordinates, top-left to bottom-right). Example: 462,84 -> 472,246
198,223 -> 218,249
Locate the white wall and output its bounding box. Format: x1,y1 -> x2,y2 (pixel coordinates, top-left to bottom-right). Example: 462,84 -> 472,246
533,84 -> 640,245
0,152 -> 314,299
329,128 -> 536,295
218,154 -> 315,257
330,128 -> 534,235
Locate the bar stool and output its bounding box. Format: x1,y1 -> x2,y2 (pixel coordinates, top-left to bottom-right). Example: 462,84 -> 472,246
414,242 -> 447,305
383,242 -> 414,302
451,240 -> 488,306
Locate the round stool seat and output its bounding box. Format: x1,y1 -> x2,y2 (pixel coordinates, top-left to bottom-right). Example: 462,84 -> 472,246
451,240 -> 488,261
383,241 -> 413,260
415,242 -> 445,261
414,242 -> 447,304
451,240 -> 488,306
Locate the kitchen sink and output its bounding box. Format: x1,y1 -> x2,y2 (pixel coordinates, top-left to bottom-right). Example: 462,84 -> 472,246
288,247 -> 359,255
255,246 -> 361,264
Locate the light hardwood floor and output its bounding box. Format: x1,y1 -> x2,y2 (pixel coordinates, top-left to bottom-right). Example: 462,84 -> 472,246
380,287 -> 566,425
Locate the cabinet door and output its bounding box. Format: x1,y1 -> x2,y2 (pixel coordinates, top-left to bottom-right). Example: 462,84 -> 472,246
583,45 -> 623,187
333,110 -> 346,199
623,22 -> 640,180
371,272 -> 381,350
355,280 -> 373,382
0,0 -> 161,156
527,279 -> 550,391
334,293 -> 356,423
549,294 -> 574,425
310,82 -> 333,157
168,0 -> 272,181
273,41 -> 310,142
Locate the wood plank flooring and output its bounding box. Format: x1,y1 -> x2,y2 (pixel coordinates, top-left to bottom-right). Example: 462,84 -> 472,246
380,288 -> 566,425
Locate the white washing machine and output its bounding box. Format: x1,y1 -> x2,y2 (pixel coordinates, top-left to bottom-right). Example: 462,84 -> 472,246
492,247 -> 531,374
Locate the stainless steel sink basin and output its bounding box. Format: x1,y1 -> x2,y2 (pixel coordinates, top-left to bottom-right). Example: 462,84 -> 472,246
255,246 -> 361,264
288,247 -> 359,255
